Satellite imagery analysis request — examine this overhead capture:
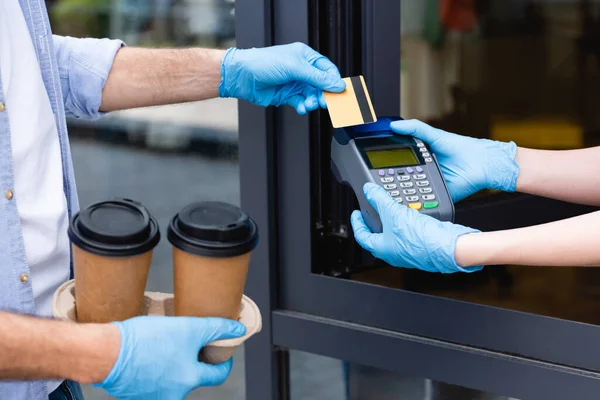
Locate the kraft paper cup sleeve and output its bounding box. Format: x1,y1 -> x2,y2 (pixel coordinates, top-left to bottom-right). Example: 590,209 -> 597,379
200,294 -> 263,365
52,279 -> 78,322
52,280 -> 176,321
52,280 -> 262,365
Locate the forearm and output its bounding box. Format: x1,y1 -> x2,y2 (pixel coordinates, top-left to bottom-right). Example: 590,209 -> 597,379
100,47 -> 225,112
515,146 -> 600,205
0,312 -> 119,384
455,211 -> 600,267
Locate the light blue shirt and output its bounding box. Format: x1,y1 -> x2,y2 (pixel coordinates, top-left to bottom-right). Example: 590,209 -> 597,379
0,1 -> 123,398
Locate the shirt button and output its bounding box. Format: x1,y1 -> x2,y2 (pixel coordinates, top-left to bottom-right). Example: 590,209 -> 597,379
20,273 -> 29,283
0,102 -> 5,112
5,190 -> 13,200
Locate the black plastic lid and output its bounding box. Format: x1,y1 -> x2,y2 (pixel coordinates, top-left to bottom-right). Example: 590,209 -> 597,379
68,198 -> 161,257
167,201 -> 259,258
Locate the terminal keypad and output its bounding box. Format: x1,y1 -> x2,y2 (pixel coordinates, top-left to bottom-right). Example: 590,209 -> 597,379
376,167 -> 439,210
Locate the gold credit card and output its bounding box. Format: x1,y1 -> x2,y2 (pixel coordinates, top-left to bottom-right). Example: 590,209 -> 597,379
323,76 -> 377,128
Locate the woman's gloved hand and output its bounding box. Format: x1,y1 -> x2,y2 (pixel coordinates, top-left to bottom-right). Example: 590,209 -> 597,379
351,183 -> 482,273
95,316 -> 246,400
391,119 -> 520,203
219,42 -> 346,115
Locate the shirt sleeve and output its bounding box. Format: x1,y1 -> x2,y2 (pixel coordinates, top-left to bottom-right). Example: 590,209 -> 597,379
52,35 -> 125,120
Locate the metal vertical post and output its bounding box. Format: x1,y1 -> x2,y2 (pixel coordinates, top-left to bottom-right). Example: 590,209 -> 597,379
236,1 -> 286,399
362,0 -> 401,115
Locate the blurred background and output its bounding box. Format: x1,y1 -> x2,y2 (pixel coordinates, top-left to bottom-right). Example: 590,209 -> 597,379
46,1 -> 349,399
391,0 -> 600,329
46,0 -> 600,398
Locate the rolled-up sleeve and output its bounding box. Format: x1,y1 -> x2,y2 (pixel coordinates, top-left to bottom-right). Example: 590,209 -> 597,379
52,35 -> 125,120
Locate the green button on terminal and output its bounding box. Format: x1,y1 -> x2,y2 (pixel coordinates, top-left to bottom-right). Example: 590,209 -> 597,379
423,201 -> 439,209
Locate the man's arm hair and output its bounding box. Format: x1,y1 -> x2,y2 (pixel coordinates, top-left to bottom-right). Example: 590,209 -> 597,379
100,47 -> 225,112
0,311 -> 119,383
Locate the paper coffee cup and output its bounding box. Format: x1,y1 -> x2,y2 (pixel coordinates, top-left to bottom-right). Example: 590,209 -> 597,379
68,198 -> 160,323
167,201 -> 259,320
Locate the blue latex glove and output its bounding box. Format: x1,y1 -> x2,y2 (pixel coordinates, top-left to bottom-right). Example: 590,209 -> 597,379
351,183 -> 483,273
95,316 -> 246,400
391,119 -> 520,203
219,42 -> 346,115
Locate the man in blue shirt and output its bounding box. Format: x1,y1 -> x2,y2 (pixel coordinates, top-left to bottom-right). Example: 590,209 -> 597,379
0,1 -> 345,399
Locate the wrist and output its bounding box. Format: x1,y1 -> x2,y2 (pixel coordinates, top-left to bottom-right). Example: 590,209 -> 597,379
67,323 -> 120,384
218,47 -> 238,98
455,232 -> 483,268
514,146 -> 537,193
448,227 -> 484,272
487,140 -> 520,193
455,230 -> 512,268
195,47 -> 226,99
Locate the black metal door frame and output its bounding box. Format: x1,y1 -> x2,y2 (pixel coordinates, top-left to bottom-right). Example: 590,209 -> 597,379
238,1 -> 600,399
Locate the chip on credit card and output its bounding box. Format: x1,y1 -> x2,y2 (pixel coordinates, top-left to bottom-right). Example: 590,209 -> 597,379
323,76 -> 377,128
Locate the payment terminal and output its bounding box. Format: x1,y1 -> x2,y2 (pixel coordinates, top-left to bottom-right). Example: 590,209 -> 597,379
331,116 -> 454,234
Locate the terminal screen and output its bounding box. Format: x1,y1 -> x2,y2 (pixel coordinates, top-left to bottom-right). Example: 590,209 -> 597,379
365,147 -> 419,168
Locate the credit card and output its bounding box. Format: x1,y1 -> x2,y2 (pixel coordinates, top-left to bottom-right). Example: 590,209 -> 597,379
323,76 -> 377,128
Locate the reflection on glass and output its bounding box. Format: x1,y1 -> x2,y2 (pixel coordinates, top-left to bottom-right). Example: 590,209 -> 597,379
46,1 -> 240,398
400,0 -> 598,150
289,350 -> 517,400
400,0 -> 600,203
351,265 -> 600,326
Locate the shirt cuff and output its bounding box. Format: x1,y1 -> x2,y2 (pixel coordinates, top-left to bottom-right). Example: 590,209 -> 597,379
53,35 -> 125,120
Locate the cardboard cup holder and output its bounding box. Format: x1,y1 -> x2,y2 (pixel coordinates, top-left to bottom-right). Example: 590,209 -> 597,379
52,279 -> 262,365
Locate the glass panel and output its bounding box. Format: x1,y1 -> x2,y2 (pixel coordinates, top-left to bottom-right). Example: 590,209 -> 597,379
351,266 -> 600,325
400,0 -> 600,201
289,350 -> 517,400
47,1 -> 240,398
332,0 -> 600,326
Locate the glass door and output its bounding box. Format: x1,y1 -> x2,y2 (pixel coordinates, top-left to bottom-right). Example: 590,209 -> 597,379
351,0 -> 600,327
271,0 -> 600,374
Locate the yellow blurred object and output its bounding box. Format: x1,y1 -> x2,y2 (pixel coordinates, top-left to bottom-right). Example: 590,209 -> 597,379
490,117 -> 583,149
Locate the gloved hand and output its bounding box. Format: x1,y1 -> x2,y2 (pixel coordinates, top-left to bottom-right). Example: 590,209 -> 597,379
391,119 -> 520,203
351,183 -> 482,273
95,316 -> 246,400
219,42 -> 346,115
